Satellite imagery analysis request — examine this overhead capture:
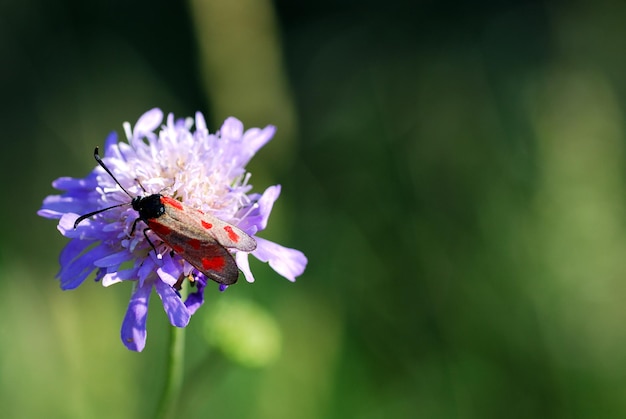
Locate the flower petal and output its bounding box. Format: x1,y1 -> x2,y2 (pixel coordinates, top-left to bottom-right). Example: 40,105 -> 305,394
58,238 -> 93,268
101,273 -> 124,286
102,261 -> 141,286
39,175 -> 99,217
52,174 -> 96,190
236,125 -> 276,166
57,243 -> 111,289
195,111 -> 208,134
133,108 -> 163,139
252,237 -> 307,282
103,131 -> 121,158
154,280 -> 190,327
57,213 -> 81,236
137,258 -> 159,288
94,250 -> 133,268
121,282 -> 152,352
220,117 -> 244,141
184,276 -> 207,315
237,185 -> 281,234
255,185 -> 281,231
156,253 -> 183,287
236,251 -> 255,283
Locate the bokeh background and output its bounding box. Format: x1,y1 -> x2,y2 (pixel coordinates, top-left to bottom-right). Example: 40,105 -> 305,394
3,0 -> 626,417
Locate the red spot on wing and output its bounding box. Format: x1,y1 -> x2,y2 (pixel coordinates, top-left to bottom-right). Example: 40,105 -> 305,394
201,220 -> 213,230
188,238 -> 202,250
161,196 -> 184,211
223,226 -> 240,243
172,244 -> 184,253
202,255 -> 226,271
150,222 -> 172,236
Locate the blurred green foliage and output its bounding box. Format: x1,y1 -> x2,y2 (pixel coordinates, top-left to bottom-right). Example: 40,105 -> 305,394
2,0 -> 626,418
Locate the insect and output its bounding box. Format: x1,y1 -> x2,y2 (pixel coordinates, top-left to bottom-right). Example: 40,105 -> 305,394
73,147 -> 256,285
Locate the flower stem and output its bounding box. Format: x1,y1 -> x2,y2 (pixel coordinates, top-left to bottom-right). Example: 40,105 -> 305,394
156,284 -> 188,419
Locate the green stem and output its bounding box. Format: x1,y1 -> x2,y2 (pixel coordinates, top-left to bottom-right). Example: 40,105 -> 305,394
156,284 -> 188,419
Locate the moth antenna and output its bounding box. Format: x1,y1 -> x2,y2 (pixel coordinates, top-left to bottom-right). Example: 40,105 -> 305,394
73,147 -> 136,229
135,178 -> 147,193
93,146 -> 134,199
73,202 -> 130,229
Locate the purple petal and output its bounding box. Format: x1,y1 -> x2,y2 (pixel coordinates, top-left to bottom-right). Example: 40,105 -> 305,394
121,283 -> 152,352
253,237 -> 307,282
38,196 -> 78,218
236,252 -> 255,283
156,253 -> 183,286
57,243 -> 111,289
228,125 -> 276,169
154,280 -> 190,327
52,175 -> 98,191
58,214 -> 107,241
220,117 -> 244,141
58,238 -> 93,268
103,131 -> 120,158
94,250 -> 133,268
238,125 -> 276,166
102,266 -> 138,286
57,213 -> 81,237
195,111 -> 208,133
237,185 -> 281,233
137,258 -> 158,288
133,108 -> 163,139
40,175 -> 98,215
184,276 -> 207,315
255,185 -> 281,230
37,208 -> 62,219
42,200 -> 92,220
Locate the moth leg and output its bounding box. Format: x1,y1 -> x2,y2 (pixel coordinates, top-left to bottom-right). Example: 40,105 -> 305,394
130,217 -> 141,236
142,227 -> 159,256
173,275 -> 192,292
130,218 -> 160,257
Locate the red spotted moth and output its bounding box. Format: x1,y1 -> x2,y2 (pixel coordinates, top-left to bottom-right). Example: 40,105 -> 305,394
73,147 -> 256,285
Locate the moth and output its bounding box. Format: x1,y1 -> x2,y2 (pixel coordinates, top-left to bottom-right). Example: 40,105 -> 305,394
73,147 -> 256,285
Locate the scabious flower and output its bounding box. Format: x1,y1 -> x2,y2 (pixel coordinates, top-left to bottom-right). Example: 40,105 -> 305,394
38,108 -> 307,351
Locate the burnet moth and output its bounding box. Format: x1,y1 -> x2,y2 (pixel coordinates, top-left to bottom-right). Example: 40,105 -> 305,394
73,147 -> 256,285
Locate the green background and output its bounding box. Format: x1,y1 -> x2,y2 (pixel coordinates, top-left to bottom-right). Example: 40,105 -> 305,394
3,0 -> 626,417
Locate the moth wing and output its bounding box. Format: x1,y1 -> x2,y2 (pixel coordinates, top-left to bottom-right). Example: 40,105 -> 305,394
160,196 -> 256,252
179,239 -> 240,285
158,196 -> 256,252
147,217 -> 240,285
197,212 -> 257,252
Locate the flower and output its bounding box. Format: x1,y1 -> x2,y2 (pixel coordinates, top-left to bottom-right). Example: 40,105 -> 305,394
38,108 -> 307,351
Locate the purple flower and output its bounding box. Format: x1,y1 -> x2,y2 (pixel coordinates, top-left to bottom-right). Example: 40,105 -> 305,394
38,108 -> 307,351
